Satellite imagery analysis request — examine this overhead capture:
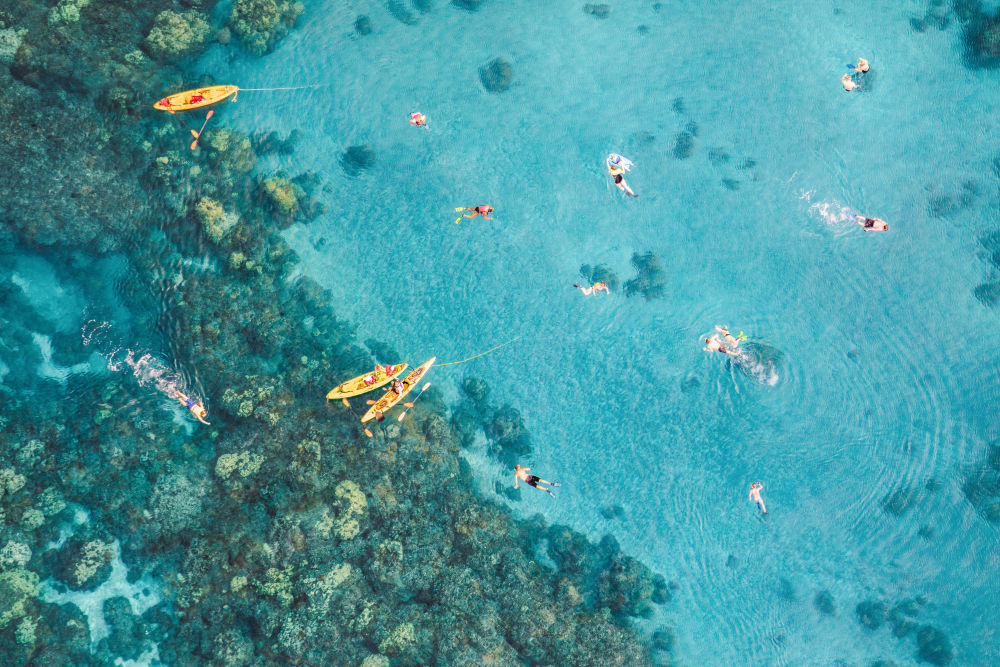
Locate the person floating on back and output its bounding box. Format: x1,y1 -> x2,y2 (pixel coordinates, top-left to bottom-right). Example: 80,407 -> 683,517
455,205 -> 494,223
574,281 -> 610,296
749,482 -> 767,514
607,153 -> 638,197
514,464 -> 561,498
409,111 -> 427,128
175,389 -> 210,425
847,212 -> 888,231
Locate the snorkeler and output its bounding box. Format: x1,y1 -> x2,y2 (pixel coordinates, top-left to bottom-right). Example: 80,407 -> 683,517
840,73 -> 859,92
847,212 -> 888,231
715,325 -> 746,348
514,464 -> 561,498
607,153 -> 638,197
175,389 -> 210,425
749,482 -> 767,514
847,57 -> 870,73
409,111 -> 427,128
574,281 -> 610,296
455,205 -> 494,223
704,334 -> 742,357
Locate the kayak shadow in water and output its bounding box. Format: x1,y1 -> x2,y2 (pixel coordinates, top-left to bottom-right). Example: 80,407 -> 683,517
728,341 -> 783,387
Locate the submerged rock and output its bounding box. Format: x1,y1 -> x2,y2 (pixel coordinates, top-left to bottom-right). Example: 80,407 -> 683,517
479,57 -> 513,93
963,9 -> 1000,68
916,625 -> 953,665
623,251 -> 667,300
341,144 -> 376,176
856,599 -> 889,630
452,0 -> 486,10
387,0 -> 417,25
673,130 -> 695,159
354,14 -> 373,35
814,590 -> 836,615
584,4 -> 611,18
974,281 -> 1000,307
881,486 -> 918,516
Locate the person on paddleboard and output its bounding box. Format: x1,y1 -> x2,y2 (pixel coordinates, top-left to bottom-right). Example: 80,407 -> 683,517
514,464 -> 561,498
749,482 -> 767,514
456,205 -> 494,222
175,389 -> 210,425
574,282 -> 610,296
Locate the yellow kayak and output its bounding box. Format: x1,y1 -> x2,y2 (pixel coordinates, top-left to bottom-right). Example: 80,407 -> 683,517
326,363 -> 408,400
153,85 -> 239,112
361,357 -> 436,423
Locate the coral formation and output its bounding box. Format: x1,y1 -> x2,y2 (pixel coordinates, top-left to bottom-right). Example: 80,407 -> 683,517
215,451 -> 265,479
341,145 -> 376,177
195,197 -> 241,243
623,251 -> 667,300
228,0 -> 304,56
144,10 -> 212,61
479,57 -> 513,92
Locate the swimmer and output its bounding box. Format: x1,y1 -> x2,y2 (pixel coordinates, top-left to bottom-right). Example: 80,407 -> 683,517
704,334 -> 741,357
841,73 -> 859,92
847,57 -> 870,73
715,325 -> 745,348
573,281 -> 610,296
749,482 -> 767,514
409,111 -> 427,128
514,464 -> 561,498
847,212 -> 888,231
456,205 -> 494,222
175,389 -> 210,425
613,173 -> 638,197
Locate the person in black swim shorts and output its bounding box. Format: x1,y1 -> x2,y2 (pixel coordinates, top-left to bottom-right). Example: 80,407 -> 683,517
514,464 -> 561,498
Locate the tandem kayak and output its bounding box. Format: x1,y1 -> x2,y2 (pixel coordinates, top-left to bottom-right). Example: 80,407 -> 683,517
326,363 -> 408,400
361,357 -> 436,423
154,85 -> 239,112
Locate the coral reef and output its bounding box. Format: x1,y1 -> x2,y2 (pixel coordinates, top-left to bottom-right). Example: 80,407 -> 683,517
228,0 -> 304,56
584,4 -> 611,19
0,1 -> 669,663
623,251 -> 667,300
479,56 -> 513,92
143,10 -> 212,61
341,144 -> 376,177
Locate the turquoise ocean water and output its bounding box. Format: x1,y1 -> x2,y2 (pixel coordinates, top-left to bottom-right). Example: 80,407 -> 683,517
197,1 -> 1000,663
6,0 -> 999,663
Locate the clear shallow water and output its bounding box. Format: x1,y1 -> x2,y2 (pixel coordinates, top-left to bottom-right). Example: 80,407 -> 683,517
193,0 -> 1000,663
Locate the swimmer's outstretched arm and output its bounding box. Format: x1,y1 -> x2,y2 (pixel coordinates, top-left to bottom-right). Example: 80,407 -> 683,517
196,414 -> 211,426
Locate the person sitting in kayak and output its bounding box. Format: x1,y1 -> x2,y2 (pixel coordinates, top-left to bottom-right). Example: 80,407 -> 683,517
409,111 -> 427,127
749,482 -> 767,514
574,281 -> 610,296
514,464 -> 561,498
391,378 -> 405,395
457,205 -> 494,221
175,389 -> 210,425
188,94 -> 205,104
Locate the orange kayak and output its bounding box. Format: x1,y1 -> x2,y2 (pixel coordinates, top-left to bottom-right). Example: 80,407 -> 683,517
153,85 -> 239,112
325,363 -> 408,400
361,357 -> 435,423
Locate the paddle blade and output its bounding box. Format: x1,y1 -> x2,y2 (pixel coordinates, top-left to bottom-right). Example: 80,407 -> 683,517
397,411 -> 407,422
190,138 -> 199,150
366,400 -> 376,405
190,129 -> 199,138
403,402 -> 414,408
364,428 -> 373,438
341,398 -> 350,407
206,109 -> 214,119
